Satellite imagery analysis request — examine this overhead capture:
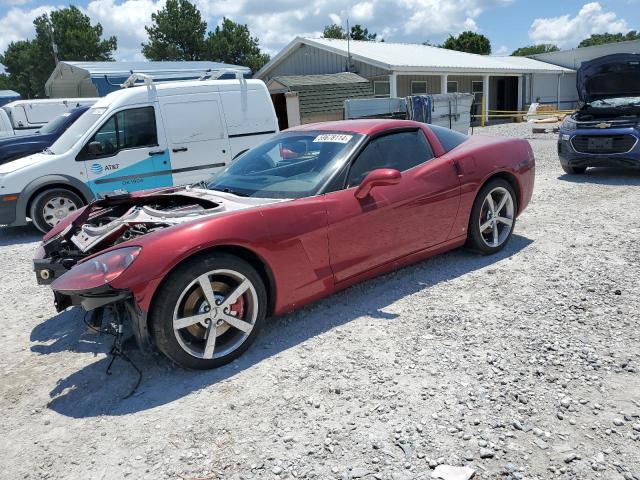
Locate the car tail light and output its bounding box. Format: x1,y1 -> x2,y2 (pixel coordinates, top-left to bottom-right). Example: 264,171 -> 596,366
52,246 -> 141,292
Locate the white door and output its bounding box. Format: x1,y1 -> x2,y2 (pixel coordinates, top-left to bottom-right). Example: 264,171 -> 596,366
80,105 -> 171,196
160,93 -> 231,186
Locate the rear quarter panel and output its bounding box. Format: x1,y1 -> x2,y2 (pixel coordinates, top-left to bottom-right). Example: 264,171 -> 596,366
446,135 -> 535,238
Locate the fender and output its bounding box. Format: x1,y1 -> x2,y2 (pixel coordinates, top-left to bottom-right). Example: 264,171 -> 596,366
14,174 -> 94,226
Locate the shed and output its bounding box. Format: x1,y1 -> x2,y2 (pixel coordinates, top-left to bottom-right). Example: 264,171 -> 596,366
45,61 -> 252,98
267,72 -> 373,128
256,38 -> 577,120
0,90 -> 21,108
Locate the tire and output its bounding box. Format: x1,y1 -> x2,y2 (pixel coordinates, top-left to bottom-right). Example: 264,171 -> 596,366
150,253 -> 267,369
29,188 -> 84,233
561,164 -> 587,175
467,178 -> 517,255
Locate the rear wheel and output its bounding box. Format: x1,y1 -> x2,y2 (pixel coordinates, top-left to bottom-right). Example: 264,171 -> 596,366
150,253 -> 267,369
467,178 -> 517,255
561,164 -> 587,175
29,188 -> 84,233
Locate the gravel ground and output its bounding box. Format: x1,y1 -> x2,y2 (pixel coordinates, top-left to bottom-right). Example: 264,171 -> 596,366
1,122 -> 639,480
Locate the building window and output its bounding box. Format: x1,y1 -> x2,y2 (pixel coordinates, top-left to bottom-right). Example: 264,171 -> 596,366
472,80 -> 484,104
411,81 -> 428,95
447,81 -> 458,93
373,81 -> 390,97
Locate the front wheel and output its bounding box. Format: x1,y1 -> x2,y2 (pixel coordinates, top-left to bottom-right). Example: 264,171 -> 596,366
467,179 -> 517,255
561,164 -> 587,175
150,253 -> 267,369
29,188 -> 84,233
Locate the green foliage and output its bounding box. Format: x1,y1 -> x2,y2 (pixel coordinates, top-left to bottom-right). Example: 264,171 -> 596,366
204,18 -> 270,73
441,31 -> 491,55
578,31 -> 640,48
142,0 -> 207,60
322,23 -> 377,41
0,74 -> 11,90
511,44 -> 559,56
0,41 -> 40,98
0,6 -> 116,98
349,25 -> 376,41
323,24 -> 346,39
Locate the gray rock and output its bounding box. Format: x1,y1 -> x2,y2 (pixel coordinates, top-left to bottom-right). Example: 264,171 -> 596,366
431,465 -> 476,480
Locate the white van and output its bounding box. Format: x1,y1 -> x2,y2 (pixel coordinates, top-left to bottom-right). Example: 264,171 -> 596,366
0,78 -> 278,232
0,98 -> 98,138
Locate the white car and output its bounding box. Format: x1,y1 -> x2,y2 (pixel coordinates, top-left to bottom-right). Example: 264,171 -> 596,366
0,98 -> 98,139
0,78 -> 278,232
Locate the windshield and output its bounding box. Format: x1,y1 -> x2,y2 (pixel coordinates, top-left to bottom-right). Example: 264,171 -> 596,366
48,107 -> 107,155
38,112 -> 72,135
207,131 -> 363,199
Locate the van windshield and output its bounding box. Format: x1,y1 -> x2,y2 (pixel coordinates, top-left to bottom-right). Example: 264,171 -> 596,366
207,131 -> 364,199
48,107 -> 107,155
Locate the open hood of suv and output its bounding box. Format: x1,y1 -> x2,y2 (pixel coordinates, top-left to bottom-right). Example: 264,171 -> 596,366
577,53 -> 640,103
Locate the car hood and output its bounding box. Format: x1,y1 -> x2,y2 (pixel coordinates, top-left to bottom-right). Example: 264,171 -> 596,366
42,187 -> 283,257
0,132 -> 45,147
0,151 -> 50,173
577,53 -> 640,103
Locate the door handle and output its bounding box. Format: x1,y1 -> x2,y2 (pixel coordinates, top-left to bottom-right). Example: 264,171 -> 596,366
452,159 -> 464,177
148,150 -> 164,156
172,147 -> 188,153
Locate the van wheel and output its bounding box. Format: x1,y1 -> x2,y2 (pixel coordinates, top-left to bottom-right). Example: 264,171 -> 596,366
30,188 -> 84,233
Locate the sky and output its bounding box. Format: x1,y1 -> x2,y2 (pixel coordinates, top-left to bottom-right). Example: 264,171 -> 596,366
0,0 -> 638,65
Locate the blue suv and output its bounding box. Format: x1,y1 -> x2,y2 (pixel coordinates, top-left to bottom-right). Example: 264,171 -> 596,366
558,53 -> 640,174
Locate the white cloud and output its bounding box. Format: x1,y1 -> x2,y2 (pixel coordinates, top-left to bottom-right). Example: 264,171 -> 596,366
495,45 -> 508,55
0,0 -> 518,62
0,5 -> 56,53
529,2 -> 631,47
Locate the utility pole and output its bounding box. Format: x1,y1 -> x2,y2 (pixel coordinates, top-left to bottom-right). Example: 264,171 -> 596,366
346,18 -> 351,73
50,19 -> 59,65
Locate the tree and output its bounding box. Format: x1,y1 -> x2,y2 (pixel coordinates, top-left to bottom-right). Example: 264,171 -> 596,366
441,31 -> 491,55
322,23 -> 377,41
323,24 -> 346,39
0,41 -> 40,98
349,24 -> 376,41
511,44 -> 559,56
578,31 -> 640,48
142,0 -> 207,60
0,6 -> 116,98
205,18 -> 270,73
0,74 -> 11,90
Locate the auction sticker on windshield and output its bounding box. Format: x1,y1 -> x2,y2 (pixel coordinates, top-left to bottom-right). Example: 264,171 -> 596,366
313,134 -> 353,143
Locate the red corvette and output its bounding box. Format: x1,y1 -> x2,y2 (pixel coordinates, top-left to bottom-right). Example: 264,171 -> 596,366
34,120 -> 535,369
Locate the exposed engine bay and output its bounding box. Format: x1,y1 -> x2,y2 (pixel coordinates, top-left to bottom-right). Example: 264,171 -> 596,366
36,187 -> 281,282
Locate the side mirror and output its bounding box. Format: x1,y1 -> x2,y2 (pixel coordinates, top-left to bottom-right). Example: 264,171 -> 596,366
87,141 -> 103,156
354,168 -> 402,200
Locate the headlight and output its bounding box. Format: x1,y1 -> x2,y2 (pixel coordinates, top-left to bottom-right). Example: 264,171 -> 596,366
561,116 -> 577,131
52,246 -> 141,292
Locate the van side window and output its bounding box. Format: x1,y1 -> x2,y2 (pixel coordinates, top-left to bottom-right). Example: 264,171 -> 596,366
79,106 -> 157,160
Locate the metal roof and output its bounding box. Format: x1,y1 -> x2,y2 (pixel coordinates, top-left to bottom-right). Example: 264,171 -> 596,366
58,61 -> 251,77
530,39 -> 640,69
46,61 -> 252,97
256,37 -> 574,79
273,72 -> 369,87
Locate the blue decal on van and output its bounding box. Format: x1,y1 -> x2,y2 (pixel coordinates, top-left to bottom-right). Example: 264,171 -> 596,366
90,163 -> 103,174
87,150 -> 173,196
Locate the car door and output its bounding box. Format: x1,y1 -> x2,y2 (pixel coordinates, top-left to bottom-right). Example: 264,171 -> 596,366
159,93 -> 232,186
325,129 -> 461,284
79,105 -> 170,196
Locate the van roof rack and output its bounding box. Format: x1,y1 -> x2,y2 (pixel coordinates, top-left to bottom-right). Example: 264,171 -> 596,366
121,68 -> 248,88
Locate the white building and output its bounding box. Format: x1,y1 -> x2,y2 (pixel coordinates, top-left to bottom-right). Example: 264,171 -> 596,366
255,37 -> 576,121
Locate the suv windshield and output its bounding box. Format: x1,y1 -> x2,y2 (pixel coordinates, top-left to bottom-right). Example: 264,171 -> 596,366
207,131 -> 363,199
48,107 -> 107,155
39,112 -> 72,135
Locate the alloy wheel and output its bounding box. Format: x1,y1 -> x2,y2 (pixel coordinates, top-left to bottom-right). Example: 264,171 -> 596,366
172,269 -> 258,360
478,186 -> 515,248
